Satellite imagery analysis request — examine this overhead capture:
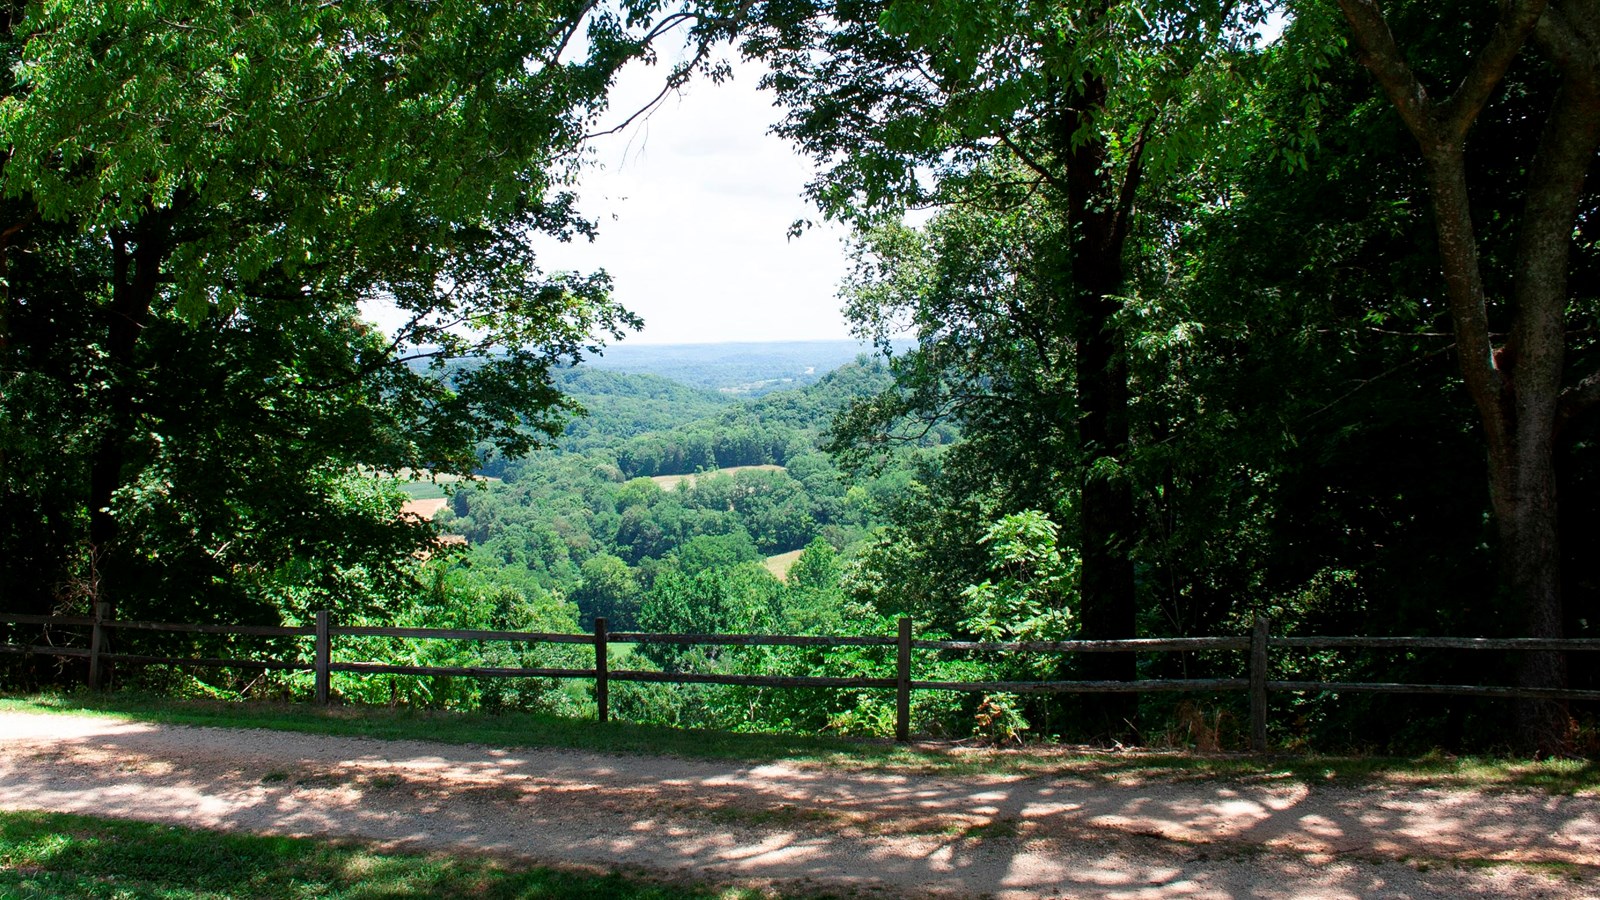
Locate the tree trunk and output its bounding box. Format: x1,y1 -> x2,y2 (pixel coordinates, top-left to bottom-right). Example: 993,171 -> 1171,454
1075,303 -> 1140,734
1335,0 -> 1598,756
1422,141 -> 1578,755
86,212 -> 171,632
1415,146 -> 1572,754
1054,71 -> 1141,739
1491,440 -> 1568,751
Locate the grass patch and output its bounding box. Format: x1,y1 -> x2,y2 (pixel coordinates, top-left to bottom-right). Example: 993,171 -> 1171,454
762,550 -> 805,582
3,692 -> 915,768
397,481 -> 447,500
693,804 -> 843,830
5,692 -> 1598,792
0,809 -> 785,899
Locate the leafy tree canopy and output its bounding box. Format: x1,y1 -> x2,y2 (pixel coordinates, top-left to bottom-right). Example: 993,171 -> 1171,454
0,0 -> 686,617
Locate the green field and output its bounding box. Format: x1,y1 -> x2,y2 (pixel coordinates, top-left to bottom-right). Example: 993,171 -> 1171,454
398,481 -> 448,500
369,469 -> 502,501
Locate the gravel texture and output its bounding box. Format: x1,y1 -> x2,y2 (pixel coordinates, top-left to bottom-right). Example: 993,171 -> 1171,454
2,710 -> 1596,898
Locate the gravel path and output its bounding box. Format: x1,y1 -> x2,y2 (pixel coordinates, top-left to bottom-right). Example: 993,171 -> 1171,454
2,710 -> 1596,898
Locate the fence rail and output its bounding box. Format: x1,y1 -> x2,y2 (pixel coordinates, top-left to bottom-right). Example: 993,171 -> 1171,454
4,609 -> 1600,749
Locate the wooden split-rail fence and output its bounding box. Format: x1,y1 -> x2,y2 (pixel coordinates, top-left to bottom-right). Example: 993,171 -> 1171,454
3,607 -> 1599,750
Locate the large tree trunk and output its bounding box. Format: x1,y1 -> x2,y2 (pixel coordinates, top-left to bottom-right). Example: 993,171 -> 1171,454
1055,71 -> 1142,739
1419,144 -> 1575,755
1074,291 -> 1140,734
1491,438 -> 1568,750
86,212 -> 172,634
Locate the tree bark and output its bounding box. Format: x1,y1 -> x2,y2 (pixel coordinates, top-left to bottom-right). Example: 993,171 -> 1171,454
1494,442 -> 1567,749
1503,70 -> 1600,752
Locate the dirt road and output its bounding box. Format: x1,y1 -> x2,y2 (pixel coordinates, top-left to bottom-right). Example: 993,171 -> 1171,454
1,710 -> 1595,898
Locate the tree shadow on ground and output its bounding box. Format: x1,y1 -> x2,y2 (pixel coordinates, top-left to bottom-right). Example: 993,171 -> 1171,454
2,713 -> 1596,897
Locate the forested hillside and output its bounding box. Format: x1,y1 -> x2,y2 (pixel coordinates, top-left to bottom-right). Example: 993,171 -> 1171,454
3,0 -> 1597,755
454,358 -> 917,621
545,369 -> 734,454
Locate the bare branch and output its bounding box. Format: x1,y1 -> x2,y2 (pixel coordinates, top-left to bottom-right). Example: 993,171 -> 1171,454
580,11 -> 709,142
997,131 -> 1072,197
545,0 -> 600,67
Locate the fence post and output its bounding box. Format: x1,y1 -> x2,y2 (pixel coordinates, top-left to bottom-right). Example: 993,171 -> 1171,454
594,617 -> 609,724
896,617 -> 912,743
314,609 -> 331,706
87,601 -> 109,691
1250,613 -> 1270,752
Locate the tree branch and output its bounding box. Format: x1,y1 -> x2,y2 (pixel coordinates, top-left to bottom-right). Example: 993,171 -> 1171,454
1333,0 -> 1441,147
1533,0 -> 1600,88
1334,0 -> 1519,432
580,11 -> 710,142
1335,0 -> 1547,147
1437,0 -> 1549,139
998,131 -> 1073,198
1110,118 -> 1154,253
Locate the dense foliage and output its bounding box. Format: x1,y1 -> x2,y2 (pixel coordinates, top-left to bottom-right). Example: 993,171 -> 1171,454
0,0 -> 656,624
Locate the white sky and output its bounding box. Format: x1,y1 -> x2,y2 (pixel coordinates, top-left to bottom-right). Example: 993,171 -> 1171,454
537,56 -> 855,346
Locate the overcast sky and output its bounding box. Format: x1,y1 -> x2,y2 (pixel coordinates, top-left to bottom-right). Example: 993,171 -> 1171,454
543,10 -> 1290,348
536,55 -> 856,346
372,18 -> 1291,349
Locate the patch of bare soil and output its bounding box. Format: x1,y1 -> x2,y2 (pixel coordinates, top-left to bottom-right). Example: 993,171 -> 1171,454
2,711 -> 1595,899
399,497 -> 450,520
